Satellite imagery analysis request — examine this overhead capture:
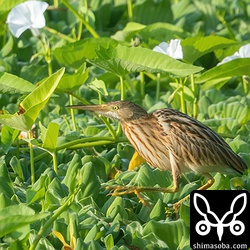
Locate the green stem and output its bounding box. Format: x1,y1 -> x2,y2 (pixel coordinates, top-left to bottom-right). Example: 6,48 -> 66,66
29,131 -> 35,185
117,76 -> 125,137
179,78 -> 186,114
127,0 -> 133,21
44,27 -> 75,42
119,76 -> 125,101
242,76 -> 249,94
69,92 -> 89,104
56,137 -> 124,151
61,0 -> 99,38
69,94 -> 77,131
101,117 -> 117,139
47,58 -> 53,76
53,0 -> 58,8
29,191 -> 77,250
31,137 -> 127,163
190,74 -> 197,118
52,151 -> 58,174
140,72 -> 145,97
156,73 -> 160,101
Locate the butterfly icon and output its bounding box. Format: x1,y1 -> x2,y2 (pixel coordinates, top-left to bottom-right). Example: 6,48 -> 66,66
193,193 -> 247,241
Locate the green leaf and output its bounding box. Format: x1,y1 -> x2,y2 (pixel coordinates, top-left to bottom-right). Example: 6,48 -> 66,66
0,68 -> 65,131
90,44 -> 203,77
111,22 -> 146,41
87,78 -> 108,96
140,22 -> 187,42
57,63 -> 89,92
40,122 -> 60,151
0,72 -> 35,94
54,38 -> 117,69
182,36 -> 237,64
196,58 -> 250,83
0,193 -> 16,210
45,178 -> 68,211
10,156 -> 24,180
133,0 -> 173,24
62,154 -> 82,193
0,204 -> 49,238
0,163 -> 14,198
104,234 -> 114,249
149,199 -> 166,221
112,22 -> 186,43
0,125 -> 20,153
143,219 -> 189,249
82,155 -> 111,181
77,162 -> 101,200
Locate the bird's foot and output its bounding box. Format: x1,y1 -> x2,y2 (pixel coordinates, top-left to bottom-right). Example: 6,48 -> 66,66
105,185 -> 148,205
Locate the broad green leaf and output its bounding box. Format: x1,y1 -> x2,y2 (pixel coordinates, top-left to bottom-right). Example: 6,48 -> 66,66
228,138 -> 250,154
90,44 -> 203,77
0,163 -> 14,198
0,193 -> 16,210
57,64 -> 89,92
45,178 -> 68,211
0,0 -> 24,13
0,35 -> 14,57
182,35 -> 236,64
140,22 -> 187,43
84,225 -> 104,243
0,204 -> 49,238
143,219 -> 189,249
62,154 -> 82,193
200,77 -> 231,90
26,188 -> 46,205
0,72 -> 35,94
82,155 -> 111,181
112,21 -> 186,44
203,118 -> 238,135
10,156 -> 24,180
196,58 -> 250,83
87,78 -> 108,96
77,162 -> 101,200
104,234 -> 114,249
0,68 -> 65,131
149,199 -> 165,221
0,125 -> 19,153
54,38 -> 117,69
40,122 -> 60,151
106,197 -> 128,219
111,22 -> 146,41
133,0 -> 173,24
225,102 -> 250,125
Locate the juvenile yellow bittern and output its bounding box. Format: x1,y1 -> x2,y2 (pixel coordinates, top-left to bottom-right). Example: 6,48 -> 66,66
68,101 -> 247,205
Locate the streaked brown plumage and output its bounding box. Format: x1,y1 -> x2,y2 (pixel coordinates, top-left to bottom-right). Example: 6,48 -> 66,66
68,100 -> 247,205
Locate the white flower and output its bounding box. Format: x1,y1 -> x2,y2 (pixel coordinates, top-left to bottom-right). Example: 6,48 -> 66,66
6,1 -> 49,38
218,43 -> 250,65
153,39 -> 183,60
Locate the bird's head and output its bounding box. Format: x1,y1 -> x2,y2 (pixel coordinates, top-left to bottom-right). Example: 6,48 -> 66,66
67,100 -> 148,122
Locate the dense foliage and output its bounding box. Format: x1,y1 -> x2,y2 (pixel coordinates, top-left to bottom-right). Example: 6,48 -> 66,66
0,0 -> 249,249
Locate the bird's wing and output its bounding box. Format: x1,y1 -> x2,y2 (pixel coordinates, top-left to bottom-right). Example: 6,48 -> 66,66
153,109 -> 247,174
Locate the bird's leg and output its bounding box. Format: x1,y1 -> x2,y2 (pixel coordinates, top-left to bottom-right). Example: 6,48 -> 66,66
173,173 -> 215,211
105,164 -> 180,205
105,185 -> 179,205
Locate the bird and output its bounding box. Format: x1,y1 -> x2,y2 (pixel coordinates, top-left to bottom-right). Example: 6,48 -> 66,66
67,100 -> 247,207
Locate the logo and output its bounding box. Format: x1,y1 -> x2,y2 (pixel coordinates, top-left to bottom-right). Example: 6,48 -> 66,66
190,190 -> 249,249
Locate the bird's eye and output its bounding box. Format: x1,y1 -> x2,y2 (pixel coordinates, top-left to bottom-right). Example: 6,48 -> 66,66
113,106 -> 119,111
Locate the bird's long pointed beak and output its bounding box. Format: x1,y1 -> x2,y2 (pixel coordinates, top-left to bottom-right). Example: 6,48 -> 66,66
66,103 -> 120,120
66,104 -> 112,115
